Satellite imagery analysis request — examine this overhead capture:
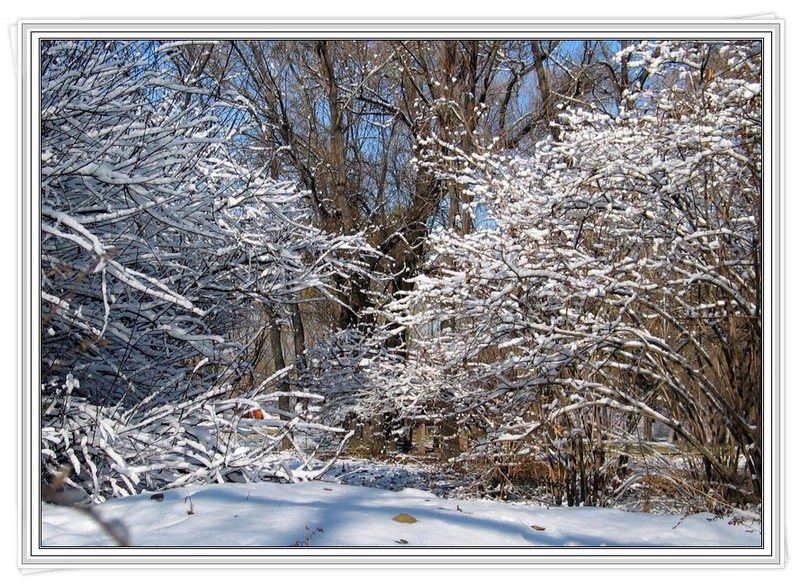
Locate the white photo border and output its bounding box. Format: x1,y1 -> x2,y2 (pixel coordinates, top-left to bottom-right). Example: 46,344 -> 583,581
18,18 -> 784,569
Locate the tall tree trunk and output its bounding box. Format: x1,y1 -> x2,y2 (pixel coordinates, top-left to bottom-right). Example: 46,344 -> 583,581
531,41 -> 560,141
266,306 -> 292,449
289,300 -> 306,368
316,40 -> 354,234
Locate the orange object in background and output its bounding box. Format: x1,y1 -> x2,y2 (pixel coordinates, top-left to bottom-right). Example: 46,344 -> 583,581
235,408 -> 265,419
242,409 -> 265,419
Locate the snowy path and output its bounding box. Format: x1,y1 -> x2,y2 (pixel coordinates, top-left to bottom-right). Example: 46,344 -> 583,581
41,481 -> 761,548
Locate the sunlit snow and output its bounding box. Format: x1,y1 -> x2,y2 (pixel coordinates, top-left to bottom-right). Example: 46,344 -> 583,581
41,480 -> 760,548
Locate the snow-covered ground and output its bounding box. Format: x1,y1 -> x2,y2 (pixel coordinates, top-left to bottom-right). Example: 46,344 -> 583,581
41,479 -> 761,548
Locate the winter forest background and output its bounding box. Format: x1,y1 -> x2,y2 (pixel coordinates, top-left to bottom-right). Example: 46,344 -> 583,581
40,38 -> 763,519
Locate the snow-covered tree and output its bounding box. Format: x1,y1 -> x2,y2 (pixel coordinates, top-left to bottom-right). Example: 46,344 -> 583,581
42,41 -> 366,403
40,41 -> 370,501
378,40 -> 762,506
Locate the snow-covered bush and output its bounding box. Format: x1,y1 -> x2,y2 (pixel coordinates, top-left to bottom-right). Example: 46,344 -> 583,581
40,40 -> 370,500
41,373 -> 352,502
41,40 -> 371,406
382,40 -> 762,505
290,316 -> 458,455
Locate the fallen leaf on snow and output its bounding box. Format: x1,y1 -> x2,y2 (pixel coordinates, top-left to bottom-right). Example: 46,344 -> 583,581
392,513 -> 418,524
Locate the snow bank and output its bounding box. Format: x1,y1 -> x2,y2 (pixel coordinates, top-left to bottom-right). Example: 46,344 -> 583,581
41,481 -> 760,548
